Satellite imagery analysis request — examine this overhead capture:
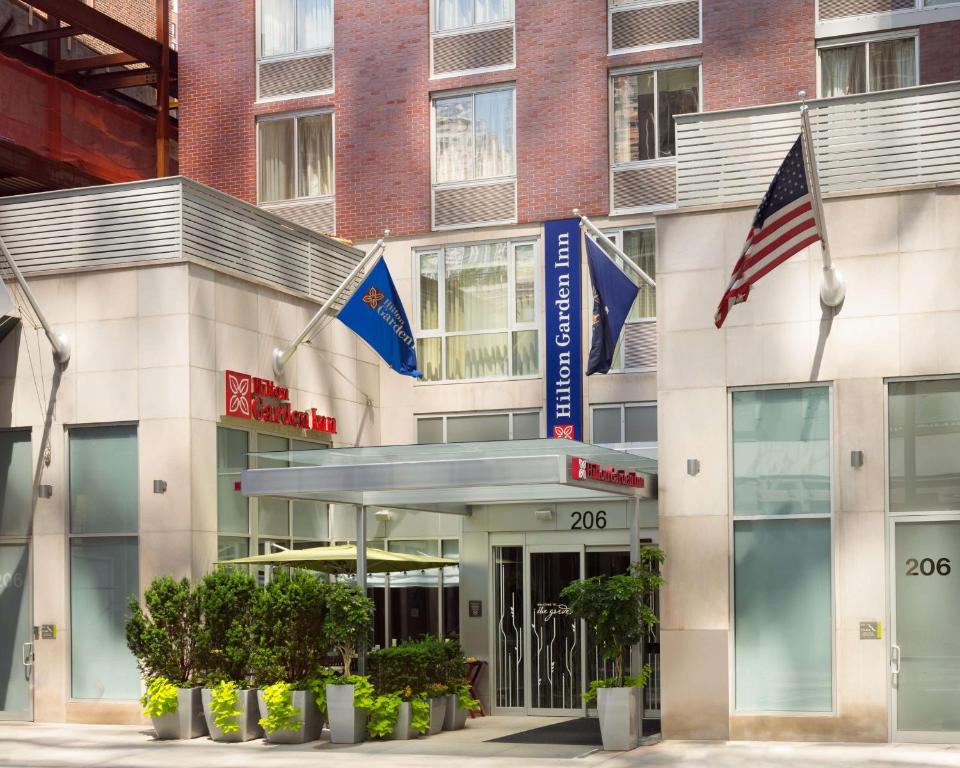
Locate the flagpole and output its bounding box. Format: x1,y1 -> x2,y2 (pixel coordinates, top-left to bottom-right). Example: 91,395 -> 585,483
798,91 -> 844,308
572,209 -> 656,290
0,231 -> 70,366
273,231 -> 389,377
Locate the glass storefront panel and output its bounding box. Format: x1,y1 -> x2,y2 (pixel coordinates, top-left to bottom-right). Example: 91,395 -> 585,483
584,551 -> 630,684
0,431 -> 32,537
388,540 -> 439,645
69,426 -> 138,534
0,543 -> 31,718
442,539 -> 460,638
217,428 -> 249,534
217,536 -> 249,562
529,551 -> 582,710
494,545 -> 523,709
512,412 -> 540,440
446,413 -> 509,443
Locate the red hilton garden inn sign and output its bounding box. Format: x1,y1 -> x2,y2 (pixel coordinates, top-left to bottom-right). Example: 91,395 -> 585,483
224,370 -> 337,435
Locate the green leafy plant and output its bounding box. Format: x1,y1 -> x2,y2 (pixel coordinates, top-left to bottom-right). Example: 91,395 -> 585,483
424,682 -> 448,699
210,680 -> 241,734
367,637 -> 466,696
560,545 -> 664,688
126,576 -> 201,685
195,567 -> 258,686
582,670 -> 651,704
409,694 -> 430,734
249,569 -> 331,686
323,582 -> 373,678
259,681 -> 302,733
453,681 -> 480,712
141,676 -> 179,718
366,692 -> 402,738
307,668 -> 339,716
345,674 -> 375,711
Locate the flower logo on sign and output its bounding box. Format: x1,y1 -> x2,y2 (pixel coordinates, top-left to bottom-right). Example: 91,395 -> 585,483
553,424 -> 574,440
362,287 -> 385,309
225,371 -> 252,419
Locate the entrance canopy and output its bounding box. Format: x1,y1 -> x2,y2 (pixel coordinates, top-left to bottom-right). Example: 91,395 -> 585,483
241,438 -> 657,515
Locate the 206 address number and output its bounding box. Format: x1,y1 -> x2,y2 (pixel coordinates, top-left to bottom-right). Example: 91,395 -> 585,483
905,557 -> 951,576
571,510 -> 607,530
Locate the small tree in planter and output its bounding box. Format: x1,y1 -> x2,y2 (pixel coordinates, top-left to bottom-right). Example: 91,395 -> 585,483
250,569 -> 331,744
126,576 -> 207,740
323,581 -> 374,744
195,567 -> 261,742
560,546 -> 664,752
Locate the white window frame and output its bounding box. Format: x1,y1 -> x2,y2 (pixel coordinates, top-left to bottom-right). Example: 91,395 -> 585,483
256,0 -> 335,62
431,0 -> 514,34
816,30 -> 920,97
607,0 -> 703,55
727,382 -> 838,716
599,226 -> 656,373
429,0 -> 516,79
608,59 -> 702,175
815,0 -> 960,38
416,409 -> 544,442
590,401 -> 657,448
256,109 -> 335,206
414,237 -> 541,384
430,84 -> 518,187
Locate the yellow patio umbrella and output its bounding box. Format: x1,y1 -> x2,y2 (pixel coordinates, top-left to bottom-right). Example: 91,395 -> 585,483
217,543 -> 455,574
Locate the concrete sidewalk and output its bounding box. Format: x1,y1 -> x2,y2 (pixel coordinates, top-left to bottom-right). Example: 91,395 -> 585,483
2,720 -> 960,768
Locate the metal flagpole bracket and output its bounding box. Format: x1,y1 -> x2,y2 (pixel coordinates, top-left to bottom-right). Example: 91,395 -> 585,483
798,91 -> 845,308
273,230 -> 390,378
573,208 -> 656,290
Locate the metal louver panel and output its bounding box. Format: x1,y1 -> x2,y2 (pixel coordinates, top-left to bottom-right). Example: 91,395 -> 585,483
433,181 -> 516,229
611,1 -> 699,51
612,164 -> 676,212
259,52 -> 333,98
623,321 -> 657,370
432,26 -> 514,75
261,198 -> 336,237
818,0 -> 913,19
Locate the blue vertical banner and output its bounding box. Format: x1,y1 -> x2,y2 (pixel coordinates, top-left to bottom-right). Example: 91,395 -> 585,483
544,219 -> 583,440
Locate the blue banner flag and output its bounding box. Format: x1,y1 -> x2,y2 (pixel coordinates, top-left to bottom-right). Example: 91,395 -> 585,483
336,257 -> 421,378
585,236 -> 639,376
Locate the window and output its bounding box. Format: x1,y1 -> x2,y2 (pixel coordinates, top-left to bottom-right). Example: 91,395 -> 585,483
434,88 -> 515,184
592,403 -> 657,446
435,0 -> 513,31
597,227 -> 656,370
0,430 -> 32,537
416,240 -> 537,382
417,410 -> 542,443
819,34 -> 917,97
612,63 -> 699,164
258,112 -> 333,203
260,0 -> 333,58
732,387 -> 833,712
68,425 -> 140,700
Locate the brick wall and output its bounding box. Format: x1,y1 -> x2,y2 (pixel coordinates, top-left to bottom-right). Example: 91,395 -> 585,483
920,21 -> 960,85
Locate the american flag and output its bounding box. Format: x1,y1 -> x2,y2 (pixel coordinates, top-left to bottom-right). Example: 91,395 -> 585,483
714,135 -> 822,328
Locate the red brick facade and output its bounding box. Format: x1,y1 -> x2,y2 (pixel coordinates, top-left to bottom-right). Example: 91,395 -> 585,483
180,1 -> 959,242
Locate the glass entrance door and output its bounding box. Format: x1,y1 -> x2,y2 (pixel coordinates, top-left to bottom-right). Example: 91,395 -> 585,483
891,517 -> 960,742
526,547 -> 583,714
0,542 -> 32,720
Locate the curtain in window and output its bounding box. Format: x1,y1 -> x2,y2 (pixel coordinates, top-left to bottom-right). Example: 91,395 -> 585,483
657,66 -> 699,158
820,45 -> 866,97
476,0 -> 514,24
444,243 -> 508,331
514,244 -> 535,323
298,113 -> 333,198
613,73 -> 655,164
870,38 -> 916,92
297,0 -> 333,51
436,0 -> 473,31
259,120 -> 295,202
261,0 -> 296,56
475,90 -> 515,179
624,229 -> 655,320
420,253 -> 440,330
435,96 -> 474,183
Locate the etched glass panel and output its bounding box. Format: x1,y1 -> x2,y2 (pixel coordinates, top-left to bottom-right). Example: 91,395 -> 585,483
529,551 -> 582,710
494,545 -> 524,708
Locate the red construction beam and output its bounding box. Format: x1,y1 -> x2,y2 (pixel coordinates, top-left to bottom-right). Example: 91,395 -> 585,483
54,52 -> 140,73
0,25 -> 80,47
82,69 -> 157,90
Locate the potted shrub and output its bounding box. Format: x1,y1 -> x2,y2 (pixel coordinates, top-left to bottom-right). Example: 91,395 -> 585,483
126,576 -> 207,740
250,569 -> 330,744
560,545 -> 664,752
323,581 -> 374,743
194,567 -> 262,742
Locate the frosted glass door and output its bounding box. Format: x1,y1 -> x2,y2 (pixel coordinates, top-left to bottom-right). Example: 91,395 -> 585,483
893,519 -> 960,738
0,543 -> 32,720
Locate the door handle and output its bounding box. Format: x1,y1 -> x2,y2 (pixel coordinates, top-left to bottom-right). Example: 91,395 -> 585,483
891,643 -> 901,686
22,642 -> 33,667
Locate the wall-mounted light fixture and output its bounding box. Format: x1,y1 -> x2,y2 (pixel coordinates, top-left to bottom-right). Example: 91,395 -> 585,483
38,485 -> 53,499
374,509 -> 392,522
687,459 -> 701,477
534,509 -> 553,522
153,480 -> 168,494
850,450 -> 864,469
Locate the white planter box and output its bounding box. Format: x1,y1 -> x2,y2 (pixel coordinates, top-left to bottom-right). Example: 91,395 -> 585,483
201,687 -> 264,742
427,696 -> 447,735
151,687 -> 208,740
325,683 -> 367,744
256,688 -> 324,744
388,701 -> 419,740
596,686 -> 639,751
442,693 -> 468,731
